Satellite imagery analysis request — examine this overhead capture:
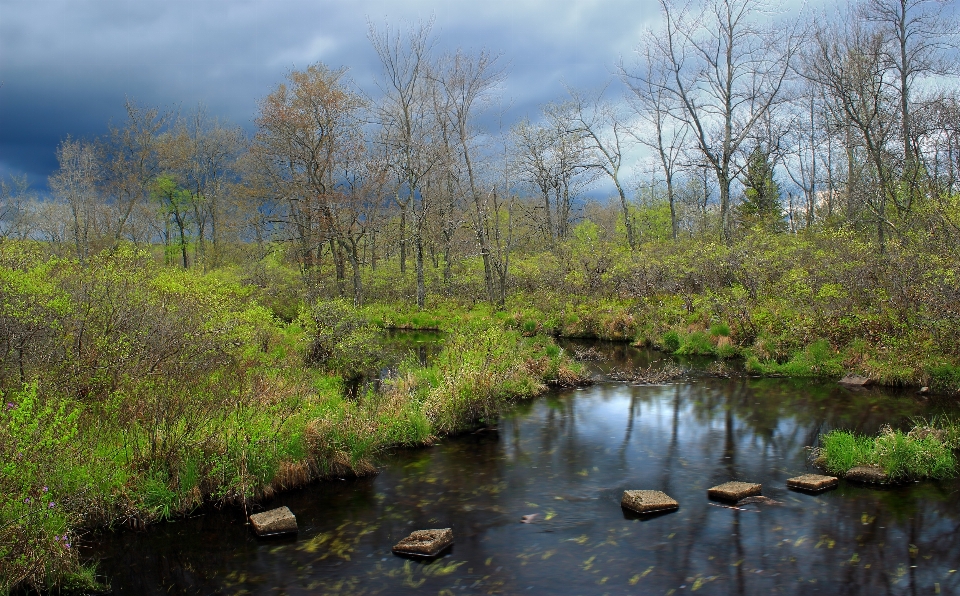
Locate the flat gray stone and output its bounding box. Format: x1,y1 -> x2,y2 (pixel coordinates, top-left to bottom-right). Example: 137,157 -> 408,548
839,374 -> 872,386
392,528 -> 453,557
621,490 -> 679,514
708,481 -> 761,502
845,465 -> 889,484
787,474 -> 839,492
249,506 -> 297,536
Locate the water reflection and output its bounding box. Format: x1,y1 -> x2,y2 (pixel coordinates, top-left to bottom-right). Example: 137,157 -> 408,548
88,344 -> 960,595
344,330 -> 445,399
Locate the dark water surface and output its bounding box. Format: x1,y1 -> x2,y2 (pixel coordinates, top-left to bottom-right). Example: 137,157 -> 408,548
87,341 -> 960,595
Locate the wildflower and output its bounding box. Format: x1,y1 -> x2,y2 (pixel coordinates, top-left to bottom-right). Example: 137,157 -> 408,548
43,486 -> 48,492
64,543 -> 70,549
5,402 -> 13,410
24,497 -> 31,504
54,536 -> 60,541
48,501 -> 55,509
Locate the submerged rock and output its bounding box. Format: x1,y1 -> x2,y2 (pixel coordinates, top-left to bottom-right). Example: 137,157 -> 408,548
838,374 -> 872,387
620,490 -> 679,514
249,506 -> 298,536
392,528 -> 454,557
736,496 -> 782,506
787,474 -> 839,493
708,481 -> 762,502
845,465 -> 889,484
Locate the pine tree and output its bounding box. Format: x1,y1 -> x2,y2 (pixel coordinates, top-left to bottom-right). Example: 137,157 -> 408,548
739,145 -> 784,231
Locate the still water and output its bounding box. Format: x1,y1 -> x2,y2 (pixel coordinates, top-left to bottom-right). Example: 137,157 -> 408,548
88,341 -> 960,595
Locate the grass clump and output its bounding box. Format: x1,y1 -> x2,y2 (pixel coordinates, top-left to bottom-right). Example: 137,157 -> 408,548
818,424 -> 957,482
747,339 -> 844,377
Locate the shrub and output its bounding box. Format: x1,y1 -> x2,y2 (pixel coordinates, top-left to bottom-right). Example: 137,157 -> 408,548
676,331 -> 715,356
709,322 -> 731,337
304,299 -> 382,379
0,383 -> 82,592
661,330 -> 681,353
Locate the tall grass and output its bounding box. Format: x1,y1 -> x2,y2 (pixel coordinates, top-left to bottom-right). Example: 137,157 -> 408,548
818,424 -> 957,482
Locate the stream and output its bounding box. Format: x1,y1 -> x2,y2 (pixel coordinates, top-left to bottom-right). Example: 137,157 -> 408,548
85,339 -> 960,595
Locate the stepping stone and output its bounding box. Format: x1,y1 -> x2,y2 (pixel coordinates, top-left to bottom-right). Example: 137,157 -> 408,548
249,506 -> 298,536
620,490 -> 679,514
845,465 -> 888,484
708,481 -> 761,502
392,528 -> 453,557
787,474 -> 839,493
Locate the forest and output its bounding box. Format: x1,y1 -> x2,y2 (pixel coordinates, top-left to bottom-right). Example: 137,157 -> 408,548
2,0 -> 959,591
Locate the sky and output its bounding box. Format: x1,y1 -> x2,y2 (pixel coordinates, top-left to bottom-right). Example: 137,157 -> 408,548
0,0 -> 664,190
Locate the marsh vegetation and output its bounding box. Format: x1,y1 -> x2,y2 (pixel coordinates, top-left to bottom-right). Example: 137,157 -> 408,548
2,0 -> 960,591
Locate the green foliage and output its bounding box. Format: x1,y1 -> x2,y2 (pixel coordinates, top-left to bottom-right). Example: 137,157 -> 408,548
746,339 -> 844,377
709,323 -> 730,337
304,299 -> 382,379
661,330 -> 681,353
0,383 -> 81,592
140,470 -> 178,520
819,425 -> 956,482
4,203 -> 960,591
738,145 -> 784,231
675,331 -> 715,356
819,430 -> 870,475
927,363 -> 960,393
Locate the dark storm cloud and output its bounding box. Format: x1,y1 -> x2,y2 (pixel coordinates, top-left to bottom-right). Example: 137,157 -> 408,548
0,0 -> 657,189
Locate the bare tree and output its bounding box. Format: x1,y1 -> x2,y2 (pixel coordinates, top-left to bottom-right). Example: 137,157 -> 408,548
253,62 -> 367,297
642,0 -> 801,242
512,104 -> 596,244
369,19 -> 443,308
102,100 -> 171,248
563,86 -> 639,248
434,47 -> 508,304
170,108 -> 247,268
0,175 -> 36,242
863,0 -> 958,185
622,46 -> 690,241
49,137 -> 101,262
807,15 -> 900,251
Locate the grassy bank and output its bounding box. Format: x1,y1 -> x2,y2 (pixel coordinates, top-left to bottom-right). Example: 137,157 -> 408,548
0,247 -> 585,593
816,421 -> 960,482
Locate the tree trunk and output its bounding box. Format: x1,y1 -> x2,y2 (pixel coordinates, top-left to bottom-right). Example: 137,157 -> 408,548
718,167 -> 731,244
415,233 -> 425,309
398,202 -> 407,275
341,238 -> 363,307
616,183 -> 636,248
666,173 -> 676,241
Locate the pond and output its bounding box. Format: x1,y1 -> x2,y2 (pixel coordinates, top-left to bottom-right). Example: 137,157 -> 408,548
85,340 -> 960,595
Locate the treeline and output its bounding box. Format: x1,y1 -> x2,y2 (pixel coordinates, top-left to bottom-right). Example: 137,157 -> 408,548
1,0 -> 958,311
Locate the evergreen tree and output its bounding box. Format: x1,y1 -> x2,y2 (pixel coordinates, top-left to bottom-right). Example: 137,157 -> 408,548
739,145 -> 784,230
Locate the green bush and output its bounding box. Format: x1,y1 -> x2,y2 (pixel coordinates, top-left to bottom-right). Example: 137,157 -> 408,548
304,299 -> 382,379
676,331 -> 715,356
928,363 -> 960,393
661,330 -> 681,353
709,322 -> 731,337
0,383 -> 82,592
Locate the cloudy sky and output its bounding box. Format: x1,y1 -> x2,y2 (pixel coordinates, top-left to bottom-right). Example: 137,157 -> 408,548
1,0 -> 668,189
